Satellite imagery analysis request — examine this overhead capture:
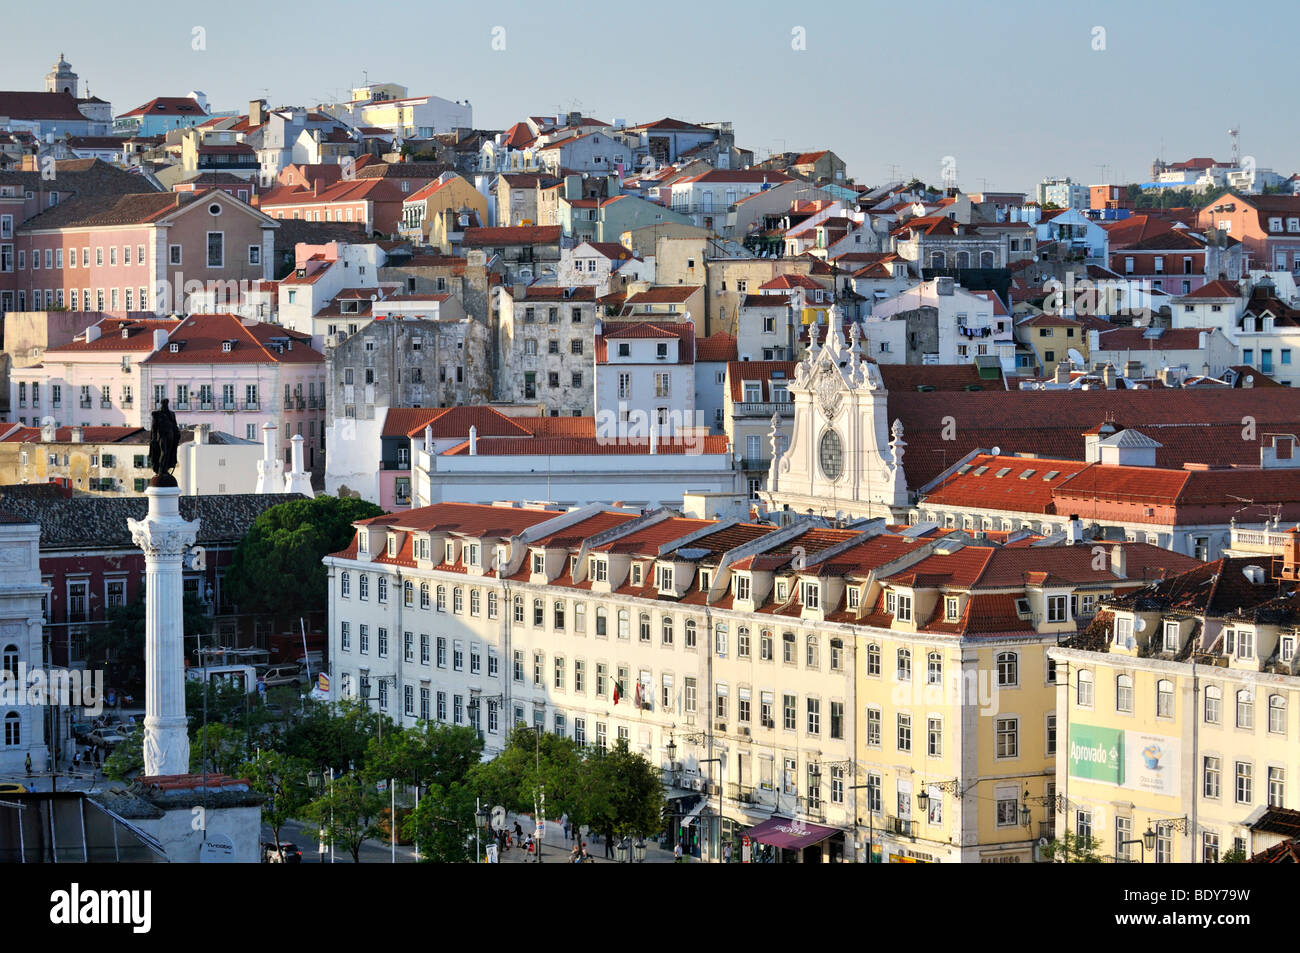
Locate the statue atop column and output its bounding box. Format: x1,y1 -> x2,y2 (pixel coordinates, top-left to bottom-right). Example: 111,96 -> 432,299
148,398 -> 181,486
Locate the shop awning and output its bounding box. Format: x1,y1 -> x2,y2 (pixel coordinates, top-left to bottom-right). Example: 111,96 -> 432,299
745,815 -> 839,850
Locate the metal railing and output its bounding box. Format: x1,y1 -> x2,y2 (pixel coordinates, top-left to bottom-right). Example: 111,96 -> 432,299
735,401 -> 793,416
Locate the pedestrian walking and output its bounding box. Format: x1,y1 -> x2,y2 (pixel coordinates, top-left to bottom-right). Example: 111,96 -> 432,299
724,842 -> 733,864
605,830 -> 615,858
674,842 -> 683,863
25,753 -> 32,776
73,749 -> 82,770
560,812 -> 569,842
581,842 -> 590,863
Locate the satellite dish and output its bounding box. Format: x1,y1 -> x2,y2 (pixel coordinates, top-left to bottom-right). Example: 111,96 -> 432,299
991,446 -> 1002,456
1134,618 -> 1147,633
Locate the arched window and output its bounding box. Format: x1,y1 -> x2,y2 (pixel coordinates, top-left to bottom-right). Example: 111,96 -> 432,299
420,582 -> 430,609
1204,685 -> 1222,723
662,617 -> 674,645
930,251 -> 946,268
340,572 -> 351,598
617,610 -> 630,639
2,644 -> 18,679
1116,674 -> 1134,712
1077,670 -> 1094,707
436,585 -> 446,611
1269,694 -> 1286,733
639,613 -> 651,642
1236,690 -> 1255,729
866,644 -> 881,676
1156,679 -> 1174,717
513,595 -> 524,623
488,592 -> 499,618
980,250 -> 996,268
403,580 -> 414,606
927,652 -> 943,685
4,711 -> 20,746
996,651 -> 1018,687
452,587 -> 463,613
955,251 -> 970,268
782,631 -> 796,663
896,648 -> 912,682
684,618 -> 696,647
377,577 -> 388,603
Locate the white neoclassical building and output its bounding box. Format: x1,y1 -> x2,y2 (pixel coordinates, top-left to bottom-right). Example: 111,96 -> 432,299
0,514 -> 51,776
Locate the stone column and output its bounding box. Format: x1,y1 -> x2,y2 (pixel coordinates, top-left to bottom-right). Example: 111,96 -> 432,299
127,485 -> 199,777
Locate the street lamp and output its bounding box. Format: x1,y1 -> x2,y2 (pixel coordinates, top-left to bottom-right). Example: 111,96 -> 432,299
615,838 -> 629,864
634,838 -> 647,863
1121,837 -> 1148,863
1142,827 -> 1157,853
475,799 -> 488,862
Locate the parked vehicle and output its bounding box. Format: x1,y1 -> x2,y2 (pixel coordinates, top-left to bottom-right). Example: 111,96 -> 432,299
262,664 -> 305,689
88,728 -> 126,748
262,841 -> 302,863
0,783 -> 27,795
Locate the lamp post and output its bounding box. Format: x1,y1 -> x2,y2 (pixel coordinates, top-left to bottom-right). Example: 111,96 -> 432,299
615,838 -> 629,864
1120,837 -> 1148,864
699,756 -> 723,862
634,838 -> 647,863
528,724 -> 544,863
475,798 -> 488,863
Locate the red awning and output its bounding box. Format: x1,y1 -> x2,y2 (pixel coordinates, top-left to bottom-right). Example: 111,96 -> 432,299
744,816 -> 839,850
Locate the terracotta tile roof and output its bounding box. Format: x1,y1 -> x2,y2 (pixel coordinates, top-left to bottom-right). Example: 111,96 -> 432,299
19,190 -> 198,231
1093,327 -> 1208,351
45,317 -> 181,354
579,241 -> 635,260
595,321 -> 695,363
759,274 -> 825,291
876,363 -> 997,393
142,314 -> 321,366
0,90 -> 88,121
117,96 -> 207,119
387,406 -> 535,439
0,426 -> 146,444
696,332 -> 738,362
1248,840 -> 1300,863
463,225 -> 562,247
888,389 -> 1300,488
511,285 -> 597,301
517,417 -> 597,438
727,360 -> 798,402
625,286 -> 702,305
259,177 -> 403,207
922,454 -> 1091,512
530,511 -> 639,549
355,502 -> 561,539
591,517 -> 715,555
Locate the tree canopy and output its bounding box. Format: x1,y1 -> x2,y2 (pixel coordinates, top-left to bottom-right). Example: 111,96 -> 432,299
223,495 -> 383,618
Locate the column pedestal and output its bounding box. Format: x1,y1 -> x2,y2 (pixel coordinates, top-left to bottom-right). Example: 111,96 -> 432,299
127,484 -> 199,777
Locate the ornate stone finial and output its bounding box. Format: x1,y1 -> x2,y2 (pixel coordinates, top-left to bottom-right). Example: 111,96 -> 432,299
807,319 -> 820,354
888,418 -> 907,472
769,411 -> 782,458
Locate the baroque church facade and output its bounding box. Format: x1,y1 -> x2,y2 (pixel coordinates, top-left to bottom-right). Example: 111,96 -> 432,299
762,309 -> 911,522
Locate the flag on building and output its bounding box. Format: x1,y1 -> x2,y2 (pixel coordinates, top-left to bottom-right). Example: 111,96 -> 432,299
612,680 -> 621,705
634,679 -> 642,709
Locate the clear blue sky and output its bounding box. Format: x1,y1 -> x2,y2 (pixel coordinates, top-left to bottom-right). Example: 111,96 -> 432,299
7,0 -> 1291,194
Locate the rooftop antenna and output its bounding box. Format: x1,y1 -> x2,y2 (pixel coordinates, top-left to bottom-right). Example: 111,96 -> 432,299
1228,126 -> 1240,166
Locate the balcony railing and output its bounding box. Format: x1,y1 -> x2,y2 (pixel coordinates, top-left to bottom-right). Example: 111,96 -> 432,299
221,400 -> 237,411
99,399 -> 112,409
888,816 -> 916,838
243,401 -> 260,412
121,399 -> 133,409
174,401 -> 190,411
199,401 -> 214,411
739,457 -> 772,471
735,401 -> 793,416
726,783 -> 757,804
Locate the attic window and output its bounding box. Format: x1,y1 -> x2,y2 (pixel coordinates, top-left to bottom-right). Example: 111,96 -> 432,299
994,467 -> 1012,478
208,203 -> 222,216
1043,470 -> 1060,480
972,466 -> 989,476
1019,469 -> 1036,479
1015,598 -> 1031,617
956,464 -> 972,475
221,341 -> 233,352
169,342 -> 180,352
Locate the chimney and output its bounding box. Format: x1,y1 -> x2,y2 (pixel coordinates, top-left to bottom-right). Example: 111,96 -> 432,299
284,433 -> 314,497
1101,363 -> 1116,389
1054,361 -> 1071,384
1110,544 -> 1126,579
935,276 -> 955,296
313,178 -> 320,197
85,324 -> 101,343
196,423 -> 210,445
1066,514 -> 1083,545
1281,526 -> 1300,582
70,426 -> 83,443
468,424 -> 478,455
261,422 -> 276,462
1124,359 -> 1143,380
649,421 -> 658,455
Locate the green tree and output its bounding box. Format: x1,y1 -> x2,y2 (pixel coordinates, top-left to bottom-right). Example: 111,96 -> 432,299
284,698 -> 391,775
303,772 -> 385,863
403,778 -> 480,863
88,592 -> 212,692
1040,830 -> 1103,863
584,740 -> 665,839
102,729 -> 143,780
223,495 -> 383,620
1220,847 -> 1247,863
240,750 -> 312,847
190,722 -> 249,776
362,721 -> 482,791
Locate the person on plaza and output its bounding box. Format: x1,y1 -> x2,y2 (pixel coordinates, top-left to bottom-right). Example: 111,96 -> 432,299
73,749 -> 82,770
560,812 -> 569,841
514,820 -> 524,843
570,842 -> 581,863
724,842 -> 733,863
674,841 -> 683,863
604,830 -> 615,858
25,753 -> 32,776
580,842 -> 590,863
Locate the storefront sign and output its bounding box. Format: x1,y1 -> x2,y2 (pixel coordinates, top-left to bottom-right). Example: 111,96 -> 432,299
1069,724 -> 1178,795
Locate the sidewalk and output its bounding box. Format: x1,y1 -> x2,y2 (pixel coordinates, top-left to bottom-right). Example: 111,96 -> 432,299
488,812 -> 684,864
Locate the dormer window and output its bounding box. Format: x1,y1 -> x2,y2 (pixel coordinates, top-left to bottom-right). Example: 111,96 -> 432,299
885,591 -> 897,615
222,340 -> 233,353
1281,636 -> 1295,662
656,565 -> 674,593
1237,629 -> 1254,660
357,531 -> 368,554
466,543 -> 480,567
1163,621 -> 1179,652
895,593 -> 912,622
590,557 -> 608,583
532,552 -> 545,574
776,580 -> 788,602
631,563 -> 643,587
734,575 -> 752,601
445,541 -> 455,563
1224,629 -> 1235,654
1015,597 -> 1031,618
699,569 -> 712,591
945,596 -> 959,621
803,582 -> 821,610
417,537 -> 429,560
847,587 -> 860,609
169,342 -> 180,352
386,534 -> 397,557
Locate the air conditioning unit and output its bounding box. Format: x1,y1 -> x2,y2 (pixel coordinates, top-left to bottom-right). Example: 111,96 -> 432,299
740,727 -> 751,737
714,721 -> 726,732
